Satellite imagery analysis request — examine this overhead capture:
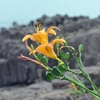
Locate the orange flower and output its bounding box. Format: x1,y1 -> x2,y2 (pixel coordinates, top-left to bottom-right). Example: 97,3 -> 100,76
22,26 -> 60,44
34,38 -> 66,60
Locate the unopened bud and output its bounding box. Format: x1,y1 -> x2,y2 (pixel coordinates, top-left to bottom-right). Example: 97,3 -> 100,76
46,71 -> 55,80
65,52 -> 70,59
78,44 -> 83,52
30,44 -> 34,50
58,64 -> 67,72
53,66 -> 62,76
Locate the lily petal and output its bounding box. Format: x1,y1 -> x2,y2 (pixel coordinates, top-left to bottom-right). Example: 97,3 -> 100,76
22,35 -> 31,42
33,28 -> 48,44
47,26 -> 60,35
30,35 -> 36,41
45,44 -> 57,59
47,29 -> 56,35
39,28 -> 46,34
34,45 -> 47,54
35,44 -> 57,59
33,33 -> 42,43
51,38 -> 66,46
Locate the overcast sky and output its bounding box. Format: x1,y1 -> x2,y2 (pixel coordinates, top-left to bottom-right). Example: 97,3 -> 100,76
0,0 -> 100,27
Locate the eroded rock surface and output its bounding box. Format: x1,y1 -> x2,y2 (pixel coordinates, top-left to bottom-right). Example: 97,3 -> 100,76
0,15 -> 100,86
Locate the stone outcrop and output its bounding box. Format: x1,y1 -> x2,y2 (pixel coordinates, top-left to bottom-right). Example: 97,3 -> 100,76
0,81 -> 94,100
0,14 -> 100,86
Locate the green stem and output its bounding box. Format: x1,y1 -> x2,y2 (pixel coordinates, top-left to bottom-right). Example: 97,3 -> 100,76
56,57 -> 64,65
82,73 -> 100,93
33,54 -> 40,61
79,55 -> 100,93
66,68 -> 82,75
47,65 -> 52,71
62,45 -> 100,99
62,75 -> 100,99
74,53 -> 97,93
66,67 -> 99,95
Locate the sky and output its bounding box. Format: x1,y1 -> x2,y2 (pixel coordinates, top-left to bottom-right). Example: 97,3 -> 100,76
0,0 -> 100,28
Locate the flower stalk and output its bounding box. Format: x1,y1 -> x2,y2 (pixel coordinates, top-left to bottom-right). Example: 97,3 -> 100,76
18,23 -> 100,99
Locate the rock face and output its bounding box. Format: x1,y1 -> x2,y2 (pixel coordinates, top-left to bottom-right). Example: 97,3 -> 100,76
0,58 -> 38,86
0,14 -> 100,86
0,81 -> 94,100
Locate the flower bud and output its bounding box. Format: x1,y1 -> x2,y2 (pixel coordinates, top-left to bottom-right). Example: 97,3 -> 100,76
59,51 -> 65,58
78,44 -> 83,52
42,56 -> 49,64
53,66 -> 62,76
58,64 -> 67,72
46,71 -> 55,80
65,52 -> 70,59
30,44 -> 34,50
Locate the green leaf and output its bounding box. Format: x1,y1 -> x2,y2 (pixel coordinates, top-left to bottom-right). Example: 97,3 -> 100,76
46,71 -> 55,80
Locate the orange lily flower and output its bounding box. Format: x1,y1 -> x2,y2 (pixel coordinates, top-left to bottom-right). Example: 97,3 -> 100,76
34,38 -> 66,60
22,26 -> 60,44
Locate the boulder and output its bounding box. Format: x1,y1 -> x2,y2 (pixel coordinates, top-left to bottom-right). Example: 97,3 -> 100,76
0,58 -> 38,86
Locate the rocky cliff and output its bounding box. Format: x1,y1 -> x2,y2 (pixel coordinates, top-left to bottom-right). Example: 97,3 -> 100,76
0,14 -> 100,86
